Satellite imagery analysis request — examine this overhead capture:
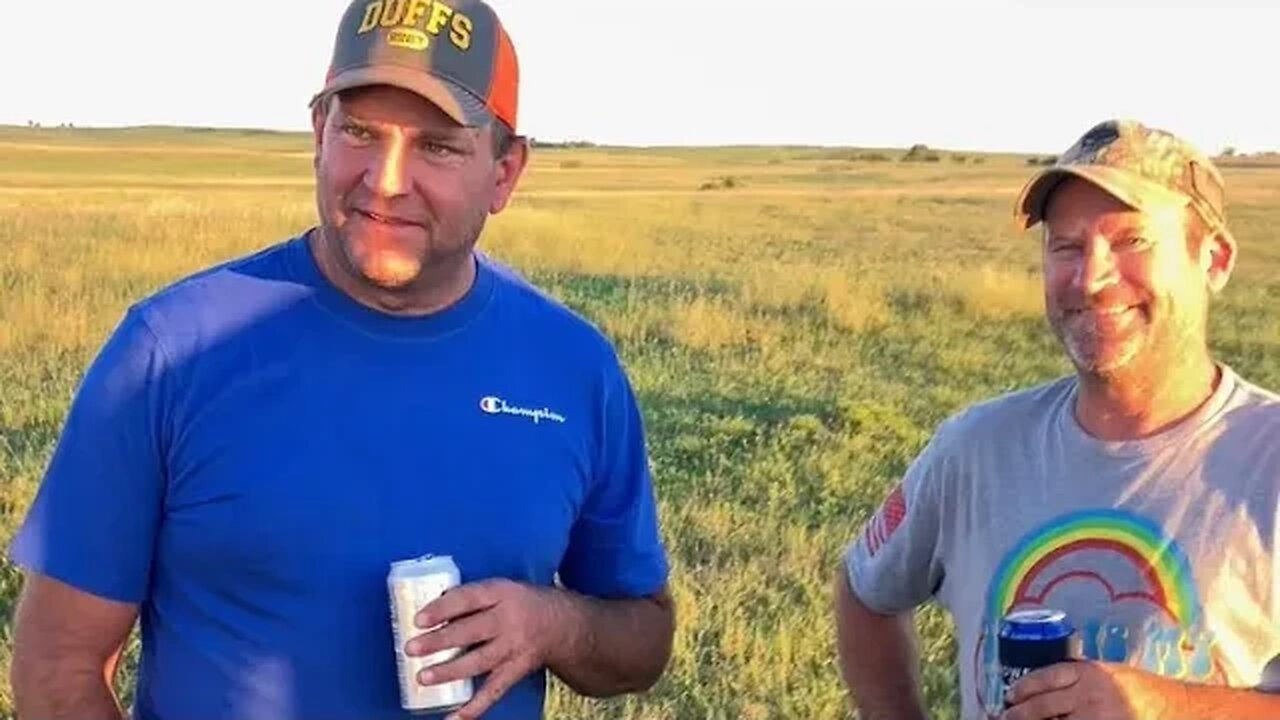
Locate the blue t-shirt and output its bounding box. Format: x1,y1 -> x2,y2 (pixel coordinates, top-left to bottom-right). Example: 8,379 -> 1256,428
9,232 -> 669,720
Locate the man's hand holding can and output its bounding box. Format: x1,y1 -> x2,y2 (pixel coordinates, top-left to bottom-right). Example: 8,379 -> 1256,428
406,578 -> 574,720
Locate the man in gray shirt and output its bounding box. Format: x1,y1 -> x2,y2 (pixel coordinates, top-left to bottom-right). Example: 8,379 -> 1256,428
835,119 -> 1280,720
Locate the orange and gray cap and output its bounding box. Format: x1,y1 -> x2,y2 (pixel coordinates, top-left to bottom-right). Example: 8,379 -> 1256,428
1015,119 -> 1233,243
311,0 -> 519,132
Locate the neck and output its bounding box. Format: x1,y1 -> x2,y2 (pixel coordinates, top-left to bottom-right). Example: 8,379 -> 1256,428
309,228 -> 476,317
1073,353 -> 1221,441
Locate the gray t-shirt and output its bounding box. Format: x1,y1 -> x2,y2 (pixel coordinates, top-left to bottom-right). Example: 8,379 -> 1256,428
845,364 -> 1280,719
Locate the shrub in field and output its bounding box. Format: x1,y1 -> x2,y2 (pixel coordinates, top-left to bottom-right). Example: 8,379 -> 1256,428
699,176 -> 744,191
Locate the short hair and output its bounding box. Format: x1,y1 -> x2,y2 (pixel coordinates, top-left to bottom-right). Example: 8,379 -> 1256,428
1185,208 -> 1217,257
490,120 -> 518,158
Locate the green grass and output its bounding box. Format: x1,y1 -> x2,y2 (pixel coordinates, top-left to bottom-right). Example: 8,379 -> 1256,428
1,127 -> 1277,719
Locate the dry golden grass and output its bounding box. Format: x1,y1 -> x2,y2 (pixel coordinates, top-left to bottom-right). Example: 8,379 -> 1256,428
2,127 -> 1277,720
947,264 -> 1045,320
821,273 -> 892,333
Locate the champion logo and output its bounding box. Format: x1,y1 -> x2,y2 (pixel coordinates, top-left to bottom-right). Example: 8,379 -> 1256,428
479,396 -> 567,425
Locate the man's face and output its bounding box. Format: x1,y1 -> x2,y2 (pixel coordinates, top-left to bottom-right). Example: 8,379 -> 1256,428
311,84 -> 524,290
1042,177 -> 1222,379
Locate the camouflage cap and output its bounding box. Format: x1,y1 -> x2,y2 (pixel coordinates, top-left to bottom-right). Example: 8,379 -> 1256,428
1015,119 -> 1232,241
311,0 -> 519,131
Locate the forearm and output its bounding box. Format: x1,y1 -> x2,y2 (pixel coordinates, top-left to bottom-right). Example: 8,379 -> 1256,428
1166,680 -> 1280,720
544,587 -> 674,697
11,576 -> 134,720
11,655 -> 125,720
834,570 -> 930,720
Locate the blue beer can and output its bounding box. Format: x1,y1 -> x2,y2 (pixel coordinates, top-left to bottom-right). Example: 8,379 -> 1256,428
998,608 -> 1075,707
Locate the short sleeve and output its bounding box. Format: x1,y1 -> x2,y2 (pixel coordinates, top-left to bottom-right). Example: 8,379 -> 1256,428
557,364 -> 668,599
8,308 -> 171,603
843,420 -> 953,614
1259,655 -> 1280,693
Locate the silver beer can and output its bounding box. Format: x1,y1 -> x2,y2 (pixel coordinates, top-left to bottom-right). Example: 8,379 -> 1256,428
388,554 -> 473,714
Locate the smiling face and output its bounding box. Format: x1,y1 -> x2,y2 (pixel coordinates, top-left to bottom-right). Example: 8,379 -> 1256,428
311,83 -> 524,296
1041,177 -> 1222,380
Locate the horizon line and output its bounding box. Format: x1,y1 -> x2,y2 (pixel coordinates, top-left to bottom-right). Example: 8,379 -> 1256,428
2,123 -> 1275,159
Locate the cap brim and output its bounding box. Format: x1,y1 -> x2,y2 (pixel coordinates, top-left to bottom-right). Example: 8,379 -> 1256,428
1014,165 -> 1189,229
309,65 -> 492,127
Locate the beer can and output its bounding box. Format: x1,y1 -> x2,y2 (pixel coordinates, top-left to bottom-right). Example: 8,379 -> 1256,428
388,554 -> 473,715
998,608 -> 1075,708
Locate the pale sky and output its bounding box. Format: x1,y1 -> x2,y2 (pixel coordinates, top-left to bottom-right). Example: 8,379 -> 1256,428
3,0 -> 1277,154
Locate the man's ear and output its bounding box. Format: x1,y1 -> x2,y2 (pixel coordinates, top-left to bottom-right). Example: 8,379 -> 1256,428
311,98 -> 330,171
1202,225 -> 1237,296
489,136 -> 529,215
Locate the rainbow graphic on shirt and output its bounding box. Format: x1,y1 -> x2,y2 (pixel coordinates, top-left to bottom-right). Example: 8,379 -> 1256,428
973,508 -> 1223,717
986,508 -> 1201,627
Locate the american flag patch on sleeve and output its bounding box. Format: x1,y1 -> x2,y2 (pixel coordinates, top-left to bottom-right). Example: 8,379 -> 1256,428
864,483 -> 907,557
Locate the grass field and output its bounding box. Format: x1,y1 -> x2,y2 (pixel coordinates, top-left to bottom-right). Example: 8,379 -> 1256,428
1,126 -> 1277,719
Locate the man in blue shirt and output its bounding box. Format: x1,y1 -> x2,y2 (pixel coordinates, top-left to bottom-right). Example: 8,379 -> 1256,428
7,2 -> 674,719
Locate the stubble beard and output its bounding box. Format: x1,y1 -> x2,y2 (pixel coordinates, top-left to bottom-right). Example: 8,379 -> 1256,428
325,204 -> 490,301
1057,315 -> 1146,379
1054,303 -> 1205,386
